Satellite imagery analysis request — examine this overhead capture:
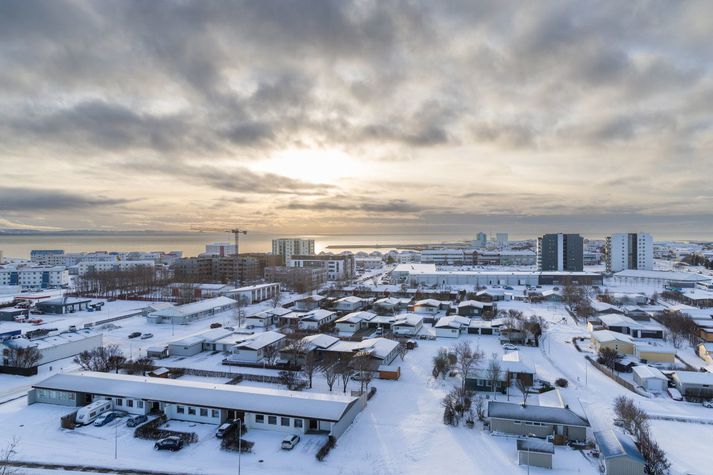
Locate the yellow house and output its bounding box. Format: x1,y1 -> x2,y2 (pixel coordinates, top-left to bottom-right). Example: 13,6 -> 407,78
634,344 -> 676,364
591,330 -> 634,355
697,343 -> 713,364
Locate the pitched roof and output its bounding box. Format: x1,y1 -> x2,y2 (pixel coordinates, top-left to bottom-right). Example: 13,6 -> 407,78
594,430 -> 645,464
234,331 -> 285,351
487,401 -> 589,427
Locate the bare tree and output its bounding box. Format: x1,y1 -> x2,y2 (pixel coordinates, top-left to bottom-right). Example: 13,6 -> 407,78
353,353 -> 373,393
124,357 -> 154,375
0,437 -> 20,475
284,336 -> 308,366
598,347 -> 619,371
486,353 -> 502,397
74,345 -> 125,373
5,346 -> 42,368
613,396 -> 649,440
337,361 -> 354,394
262,344 -> 280,366
271,287 -> 282,309
233,296 -> 249,327
474,395 -> 486,421
454,341 -> 484,392
397,341 -> 408,361
638,430 -> 670,475
515,379 -> 533,407
432,348 -> 451,380
301,351 -> 319,388
322,363 -> 338,392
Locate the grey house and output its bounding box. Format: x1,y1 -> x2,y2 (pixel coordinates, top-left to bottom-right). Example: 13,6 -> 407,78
487,401 -> 589,442
517,438 -> 554,469
593,430 -> 645,475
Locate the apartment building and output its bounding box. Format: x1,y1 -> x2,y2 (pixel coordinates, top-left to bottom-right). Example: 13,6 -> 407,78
78,260 -> 155,276
272,238 -> 315,264
421,249 -> 465,265
0,266 -> 69,289
537,233 -> 584,272
288,254 -> 355,281
264,266 -> 327,292
606,233 -> 653,273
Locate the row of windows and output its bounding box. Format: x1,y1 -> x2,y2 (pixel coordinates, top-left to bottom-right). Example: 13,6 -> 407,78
114,398 -> 143,409
37,389 -> 75,400
176,405 -> 219,418
254,414 -> 303,429
512,420 -> 546,426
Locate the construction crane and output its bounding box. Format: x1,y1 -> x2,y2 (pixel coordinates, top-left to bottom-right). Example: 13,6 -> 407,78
191,226 -> 248,287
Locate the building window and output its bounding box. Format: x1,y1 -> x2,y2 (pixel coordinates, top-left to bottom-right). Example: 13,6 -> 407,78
177,406 -> 185,414
200,408 -> 208,417
127,400 -> 134,408
281,417 -> 290,427
256,414 -> 264,423
294,419 -> 303,428
137,400 -> 144,408
211,410 -> 219,418
116,398 -> 123,406
188,407 -> 196,415
268,416 -> 277,425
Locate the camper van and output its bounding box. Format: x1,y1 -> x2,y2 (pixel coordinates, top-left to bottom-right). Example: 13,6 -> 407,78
75,399 -> 112,425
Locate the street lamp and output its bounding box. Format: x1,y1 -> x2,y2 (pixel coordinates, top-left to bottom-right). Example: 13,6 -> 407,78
237,418 -> 242,475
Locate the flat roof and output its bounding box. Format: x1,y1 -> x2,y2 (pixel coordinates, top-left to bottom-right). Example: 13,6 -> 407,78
517,439 -> 554,454
615,269 -> 711,282
33,372 -> 358,422
487,401 -> 589,427
594,430 -> 645,463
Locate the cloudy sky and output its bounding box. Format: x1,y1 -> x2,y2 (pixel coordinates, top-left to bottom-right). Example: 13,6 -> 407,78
1,0 -> 712,239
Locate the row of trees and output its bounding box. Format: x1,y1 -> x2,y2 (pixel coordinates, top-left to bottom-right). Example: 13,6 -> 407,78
73,344 -> 153,375
74,267 -> 172,299
657,310 -> 699,348
613,396 -> 670,475
562,281 -> 595,322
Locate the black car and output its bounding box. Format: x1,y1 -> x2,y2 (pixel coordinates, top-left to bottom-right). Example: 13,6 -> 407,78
128,332 -> 142,339
127,414 -> 148,427
154,436 -> 184,451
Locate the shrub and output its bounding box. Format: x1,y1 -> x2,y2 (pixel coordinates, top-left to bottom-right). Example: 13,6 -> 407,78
134,414 -> 198,444
316,436 -> 336,461
555,378 -> 568,388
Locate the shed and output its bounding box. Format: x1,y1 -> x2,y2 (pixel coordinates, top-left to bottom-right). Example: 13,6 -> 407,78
593,429 -> 645,475
148,367 -> 171,378
517,438 -> 554,469
632,365 -> 668,393
378,365 -> 400,380
36,297 -> 91,315
146,346 -> 168,359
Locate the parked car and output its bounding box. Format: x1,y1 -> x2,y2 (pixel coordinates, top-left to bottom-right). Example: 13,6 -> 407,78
352,372 -> 371,381
154,436 -> 184,452
703,400 -> 713,409
502,343 -> 518,351
668,387 -> 683,401
281,434 -> 300,450
127,415 -> 148,427
93,411 -> 118,427
128,332 -> 142,339
210,322 -> 223,329
216,420 -> 238,438
141,333 -> 154,340
224,326 -> 235,331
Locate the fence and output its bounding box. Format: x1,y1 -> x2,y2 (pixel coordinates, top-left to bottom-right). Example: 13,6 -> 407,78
585,356 -> 650,397
134,414 -> 198,444
0,365 -> 38,376
60,411 -> 78,430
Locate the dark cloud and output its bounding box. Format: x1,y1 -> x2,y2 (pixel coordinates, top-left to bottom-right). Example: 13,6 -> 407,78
0,187 -> 130,211
283,198 -> 426,214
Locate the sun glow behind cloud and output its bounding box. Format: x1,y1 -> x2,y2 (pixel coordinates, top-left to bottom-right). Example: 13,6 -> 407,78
251,148 -> 365,185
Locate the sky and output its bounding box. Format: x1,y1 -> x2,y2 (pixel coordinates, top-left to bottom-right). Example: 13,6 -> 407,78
1,0 -> 712,239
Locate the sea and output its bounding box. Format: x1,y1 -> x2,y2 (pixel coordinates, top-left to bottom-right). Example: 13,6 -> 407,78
0,232 -> 478,259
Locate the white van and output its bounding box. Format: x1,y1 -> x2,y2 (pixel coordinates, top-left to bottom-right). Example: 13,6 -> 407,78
75,399 -> 112,425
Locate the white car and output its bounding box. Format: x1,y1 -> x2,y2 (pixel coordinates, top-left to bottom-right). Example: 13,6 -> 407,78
281,434 -> 300,450
668,387 -> 683,401
141,333 -> 154,339
703,400 -> 713,409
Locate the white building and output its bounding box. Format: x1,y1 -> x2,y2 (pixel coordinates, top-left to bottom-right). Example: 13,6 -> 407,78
495,233 -> 508,247
0,266 -> 69,289
205,242 -> 236,256
272,238 -> 315,262
298,309 -> 338,330
421,249 -> 465,266
78,260 -> 155,276
30,372 -> 363,439
226,283 -> 280,305
606,233 -> 653,273
228,331 -> 286,364
1,329 -> 102,367
147,296 -> 237,325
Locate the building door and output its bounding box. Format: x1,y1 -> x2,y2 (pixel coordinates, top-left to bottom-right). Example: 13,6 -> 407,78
309,419 -> 318,431
151,401 -> 160,413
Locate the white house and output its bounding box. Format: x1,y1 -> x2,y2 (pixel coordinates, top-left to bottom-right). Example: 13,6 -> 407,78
228,331 -> 286,364
335,311 -> 377,334
167,328 -> 235,356
298,309 -> 338,330
246,307 -> 293,328
1,329 -> 101,367
226,283 -> 280,305
632,365 -> 668,393
391,314 -> 424,336
334,296 -> 369,313
435,315 -> 471,338
411,299 -> 442,315
147,297 -> 237,325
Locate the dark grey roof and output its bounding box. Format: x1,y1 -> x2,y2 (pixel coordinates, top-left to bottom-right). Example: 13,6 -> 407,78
33,372 -> 358,422
517,438 -> 555,454
594,430 -> 645,464
487,401 -> 589,427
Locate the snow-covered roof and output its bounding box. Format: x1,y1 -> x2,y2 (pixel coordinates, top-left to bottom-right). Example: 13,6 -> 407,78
458,300 -> 489,308
516,439 -> 554,454
300,309 -> 336,322
501,351 -> 534,374
335,311 -> 377,324
591,330 -> 633,344
632,365 -> 667,380
674,371 -> 713,385
152,296 -> 236,318
302,334 -> 340,350
634,343 -> 676,355
392,314 -> 423,327
234,331 -> 285,351
324,338 -> 398,360
168,328 -> 234,347
251,307 -> 292,319
594,430 -> 645,463
336,296 -> 365,304
487,401 -> 589,427
33,372 -> 358,422
435,315 -> 470,329
2,329 -> 98,350
614,269 -> 711,282
413,299 -> 441,307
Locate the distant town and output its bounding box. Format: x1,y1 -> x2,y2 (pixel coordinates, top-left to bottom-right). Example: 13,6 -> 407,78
1,231 -> 712,474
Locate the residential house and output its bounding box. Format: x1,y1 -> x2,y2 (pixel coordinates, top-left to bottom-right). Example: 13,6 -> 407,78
457,300 -> 493,317
633,343 -> 676,364
293,295 -> 325,312
410,299 -> 442,315
391,314 -> 424,336
597,314 -> 664,339
487,401 -> 589,441
147,297 -> 237,325
696,342 -> 713,364
298,309 -> 338,331
672,371 -> 713,400
167,328 -> 235,356
335,311 -> 377,335
334,296 -> 369,313
227,331 -> 286,364
434,315 -> 471,338
246,307 -> 292,328
632,365 -> 668,393
591,330 -> 635,355
501,351 -> 535,385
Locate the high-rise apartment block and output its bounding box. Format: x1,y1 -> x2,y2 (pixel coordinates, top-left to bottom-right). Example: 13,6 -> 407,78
537,233 -> 584,272
272,238 -> 315,263
605,233 -> 653,273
